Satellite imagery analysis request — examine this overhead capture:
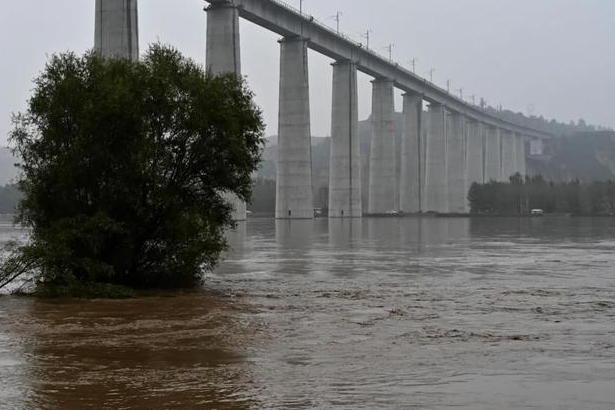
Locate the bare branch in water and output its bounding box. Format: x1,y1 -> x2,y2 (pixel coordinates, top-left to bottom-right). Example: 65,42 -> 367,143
0,242 -> 40,292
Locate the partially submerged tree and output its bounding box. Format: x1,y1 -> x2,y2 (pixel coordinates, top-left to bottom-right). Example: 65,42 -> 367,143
3,44 -> 264,294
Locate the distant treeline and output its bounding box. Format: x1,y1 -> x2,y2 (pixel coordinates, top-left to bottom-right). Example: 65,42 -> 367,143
0,184 -> 21,214
469,175 -> 615,215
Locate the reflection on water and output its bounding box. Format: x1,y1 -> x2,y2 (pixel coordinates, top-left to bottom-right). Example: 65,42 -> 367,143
2,217 -> 615,409
0,294 -> 262,410
328,218 -> 362,249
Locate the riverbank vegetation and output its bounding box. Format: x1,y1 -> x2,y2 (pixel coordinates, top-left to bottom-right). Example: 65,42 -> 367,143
469,174 -> 615,215
0,45 -> 264,296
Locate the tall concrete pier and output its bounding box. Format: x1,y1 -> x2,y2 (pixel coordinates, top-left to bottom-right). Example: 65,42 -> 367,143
205,2 -> 246,221
206,2 -> 241,74
481,124 -> 489,182
466,120 -> 484,186
95,0 -> 139,61
448,114 -> 467,213
424,104 -> 448,213
368,79 -> 396,214
400,93 -> 423,213
501,131 -> 516,181
516,134 -> 527,176
329,60 -> 361,218
276,37 -> 314,219
484,126 -> 501,182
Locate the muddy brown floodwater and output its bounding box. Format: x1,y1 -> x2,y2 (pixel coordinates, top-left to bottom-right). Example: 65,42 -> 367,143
1,217 -> 615,410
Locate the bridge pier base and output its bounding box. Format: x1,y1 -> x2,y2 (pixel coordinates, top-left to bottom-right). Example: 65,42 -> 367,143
368,79 -> 396,214
400,92 -> 423,213
94,0 -> 139,61
448,113 -> 468,213
276,37 -> 314,219
206,1 -> 246,221
329,61 -> 362,218
424,103 -> 449,213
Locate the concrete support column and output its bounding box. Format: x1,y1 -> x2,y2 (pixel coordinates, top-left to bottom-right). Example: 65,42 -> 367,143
424,103 -> 448,213
421,109 -> 429,211
448,114 -> 468,213
481,124 -> 488,183
276,37 -> 313,219
516,134 -> 527,176
511,132 -> 519,175
206,2 -> 241,74
501,130 -> 516,181
329,60 -> 361,218
484,126 -> 501,182
95,0 -> 139,61
400,92 -> 423,213
368,79 -> 396,214
466,120 -> 484,186
511,133 -> 520,175
205,2 -> 246,221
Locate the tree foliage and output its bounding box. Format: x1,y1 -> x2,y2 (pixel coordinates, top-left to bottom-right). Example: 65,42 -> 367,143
4,44 -> 264,292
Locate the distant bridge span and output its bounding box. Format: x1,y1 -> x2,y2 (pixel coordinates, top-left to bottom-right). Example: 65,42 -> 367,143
96,0 -> 554,219
207,0 -> 551,139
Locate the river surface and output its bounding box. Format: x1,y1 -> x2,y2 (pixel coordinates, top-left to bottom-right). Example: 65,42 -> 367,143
1,216 -> 615,410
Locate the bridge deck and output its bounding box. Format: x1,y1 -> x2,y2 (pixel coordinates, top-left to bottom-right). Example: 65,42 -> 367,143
206,0 -> 552,139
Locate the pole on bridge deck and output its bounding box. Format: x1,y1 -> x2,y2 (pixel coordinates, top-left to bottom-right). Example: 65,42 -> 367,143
362,30 -> 372,50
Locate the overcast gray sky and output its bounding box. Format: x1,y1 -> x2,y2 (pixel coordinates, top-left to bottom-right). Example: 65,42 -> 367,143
1,0 -> 614,146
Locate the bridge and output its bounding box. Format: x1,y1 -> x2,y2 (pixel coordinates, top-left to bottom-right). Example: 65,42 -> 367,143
95,0 -> 554,220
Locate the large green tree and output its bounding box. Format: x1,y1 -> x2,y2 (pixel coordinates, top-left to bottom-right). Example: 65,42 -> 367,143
6,44 -> 264,292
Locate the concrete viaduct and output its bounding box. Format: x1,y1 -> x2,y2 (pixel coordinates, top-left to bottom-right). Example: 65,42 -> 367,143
95,0 -> 553,220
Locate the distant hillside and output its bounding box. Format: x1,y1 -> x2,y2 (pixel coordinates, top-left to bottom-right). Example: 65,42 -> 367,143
538,132 -> 615,182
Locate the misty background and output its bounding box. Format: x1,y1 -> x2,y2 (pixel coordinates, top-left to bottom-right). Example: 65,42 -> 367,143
1,0 -> 614,149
